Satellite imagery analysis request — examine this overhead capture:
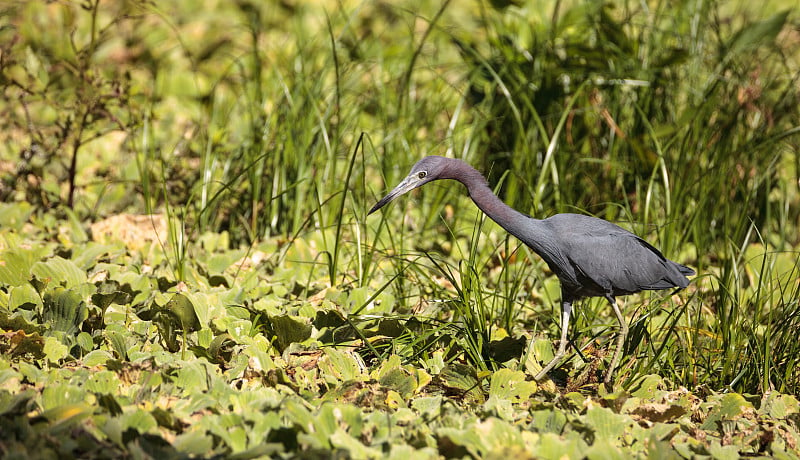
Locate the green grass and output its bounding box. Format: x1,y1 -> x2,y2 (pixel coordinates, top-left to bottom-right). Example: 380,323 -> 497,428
0,0 -> 799,457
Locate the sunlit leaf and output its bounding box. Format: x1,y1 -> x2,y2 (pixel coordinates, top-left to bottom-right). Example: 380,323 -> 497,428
172,430 -> 216,456
0,246 -> 47,287
488,368 -> 537,401
411,396 -> 442,418
71,242 -> 120,270
707,441 -> 741,460
319,348 -> 365,383
585,439 -> 626,460
75,331 -> 93,351
531,409 -> 568,434
8,283 -> 41,311
760,393 -> 800,419
85,370 -> 122,394
538,432 -> 590,460
700,393 -> 755,432
585,406 -> 632,441
628,374 -> 665,399
119,408 -> 159,433
42,335 -> 69,362
438,418 -> 527,457
330,428 -> 381,458
32,256 -> 87,289
82,349 -> 113,366
41,383 -> 87,410
106,329 -> 129,361
439,363 -> 484,404
176,361 -> 211,394
38,403 -> 93,430
378,368 -> 417,398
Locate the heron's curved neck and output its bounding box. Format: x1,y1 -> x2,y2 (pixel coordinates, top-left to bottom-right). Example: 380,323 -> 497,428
441,159 -> 542,242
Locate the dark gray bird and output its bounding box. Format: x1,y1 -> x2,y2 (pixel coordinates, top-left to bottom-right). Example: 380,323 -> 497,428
369,156 -> 694,383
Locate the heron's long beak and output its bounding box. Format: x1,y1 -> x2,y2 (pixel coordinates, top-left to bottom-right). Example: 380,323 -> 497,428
368,175 -> 422,215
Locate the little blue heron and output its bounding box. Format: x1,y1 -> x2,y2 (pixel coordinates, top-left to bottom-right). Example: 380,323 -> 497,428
369,156 -> 694,383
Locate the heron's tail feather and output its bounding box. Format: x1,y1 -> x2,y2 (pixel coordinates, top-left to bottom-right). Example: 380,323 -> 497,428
676,263 -> 696,277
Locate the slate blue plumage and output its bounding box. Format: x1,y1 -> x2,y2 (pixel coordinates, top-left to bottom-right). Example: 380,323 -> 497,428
369,156 -> 694,383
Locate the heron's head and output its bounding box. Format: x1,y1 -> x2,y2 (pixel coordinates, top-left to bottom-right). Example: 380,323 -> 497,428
368,156 -> 449,215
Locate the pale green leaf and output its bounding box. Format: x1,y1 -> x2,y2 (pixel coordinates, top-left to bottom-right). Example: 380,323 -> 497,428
32,256 -> 87,289
411,396 -> 442,418
172,430 -> 216,456
76,331 -> 93,351
319,348 -> 365,383
43,335 -> 69,362
9,284 -> 41,311
119,409 -> 158,433
82,349 -> 113,367
488,368 -> 537,401
0,246 -> 46,287
585,438 -> 626,460
330,428 -> 382,458
585,406 -> 631,441
85,370 -> 122,394
41,383 -> 87,410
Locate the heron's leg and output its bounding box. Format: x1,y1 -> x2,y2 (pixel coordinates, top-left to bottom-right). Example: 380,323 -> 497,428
604,295 -> 628,384
534,299 -> 572,381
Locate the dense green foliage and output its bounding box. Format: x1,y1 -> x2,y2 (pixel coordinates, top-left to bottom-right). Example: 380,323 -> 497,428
1,0 -> 799,457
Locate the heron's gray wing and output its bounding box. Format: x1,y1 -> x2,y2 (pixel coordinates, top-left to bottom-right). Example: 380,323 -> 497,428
547,214 -> 687,295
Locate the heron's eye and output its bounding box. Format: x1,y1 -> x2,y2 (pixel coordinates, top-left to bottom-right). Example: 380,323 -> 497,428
418,171 -> 427,179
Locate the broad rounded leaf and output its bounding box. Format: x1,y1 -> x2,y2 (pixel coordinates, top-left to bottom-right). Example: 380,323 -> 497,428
43,288 -> 87,335
166,293 -> 201,332
9,284 -> 41,311
43,336 -> 69,362
32,256 -> 87,289
0,247 -> 44,287
270,314 -> 312,351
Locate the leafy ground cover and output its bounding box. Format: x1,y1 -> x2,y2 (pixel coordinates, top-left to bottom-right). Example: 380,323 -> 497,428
1,0 -> 800,458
